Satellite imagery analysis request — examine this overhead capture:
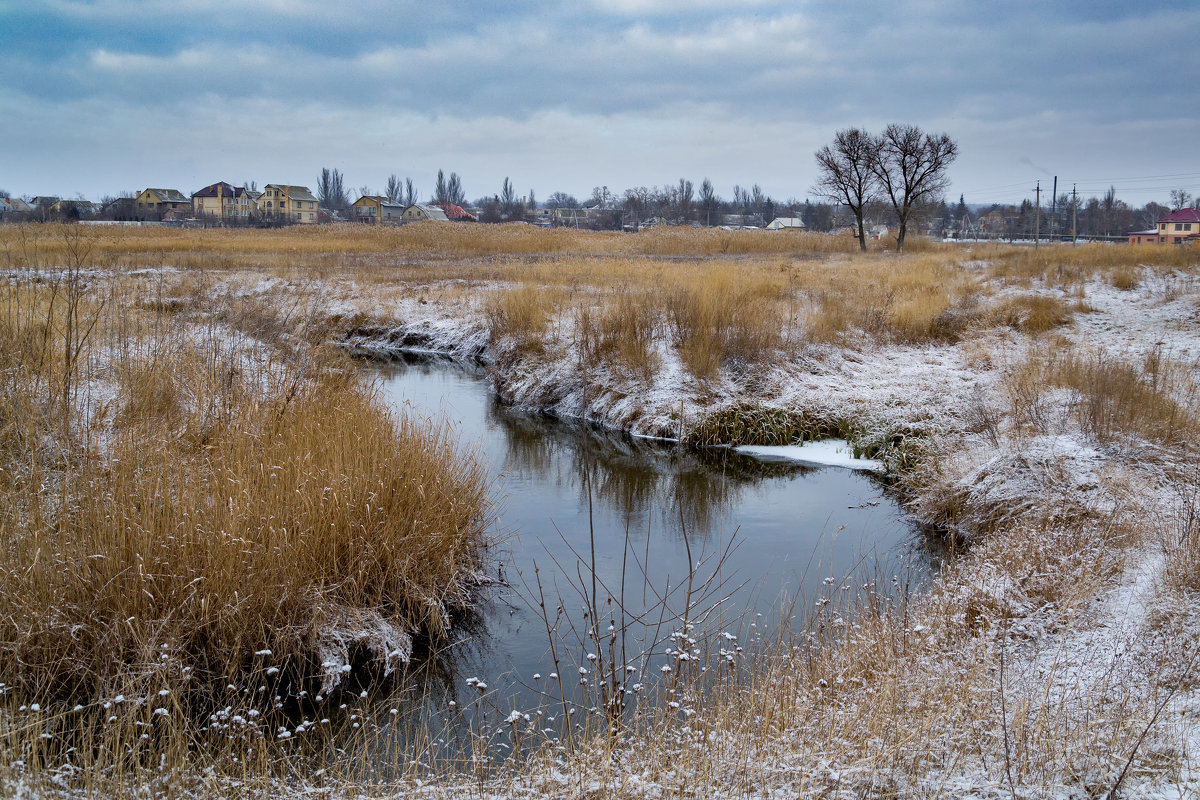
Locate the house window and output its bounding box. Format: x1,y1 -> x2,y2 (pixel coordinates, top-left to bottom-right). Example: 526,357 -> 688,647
1186,224 -> 1193,231
1177,223 -> 1184,231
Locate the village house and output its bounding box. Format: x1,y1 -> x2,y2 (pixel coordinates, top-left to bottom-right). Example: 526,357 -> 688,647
258,185 -> 319,223
0,197 -> 33,216
352,195 -> 406,223
48,199 -> 100,218
134,188 -> 189,217
766,217 -> 806,231
1154,208 -> 1200,244
192,182 -> 254,220
1128,228 -> 1159,244
437,203 -> 477,221
403,204 -> 450,222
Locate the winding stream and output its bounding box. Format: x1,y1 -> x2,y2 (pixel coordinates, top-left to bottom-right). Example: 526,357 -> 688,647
364,353 -> 937,753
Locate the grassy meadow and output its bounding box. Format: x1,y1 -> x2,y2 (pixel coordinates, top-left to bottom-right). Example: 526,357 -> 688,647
1,222 -> 1198,797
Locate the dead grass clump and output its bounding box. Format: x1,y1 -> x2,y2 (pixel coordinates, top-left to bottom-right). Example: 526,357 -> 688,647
990,294 -> 1074,335
685,404 -> 854,448
1055,348 -> 1197,446
0,367 -> 492,705
575,292 -> 660,380
665,267 -> 785,378
1109,265 -> 1140,291
485,284 -> 564,357
1002,342 -> 1198,448
1163,470 -> 1200,594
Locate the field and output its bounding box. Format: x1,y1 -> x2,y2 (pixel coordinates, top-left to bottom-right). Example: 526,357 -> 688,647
1,222 -> 1199,798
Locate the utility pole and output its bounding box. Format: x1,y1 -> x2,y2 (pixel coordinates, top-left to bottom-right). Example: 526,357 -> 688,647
1051,175 -> 1058,240
1033,181 -> 1041,249
1071,184 -> 1078,246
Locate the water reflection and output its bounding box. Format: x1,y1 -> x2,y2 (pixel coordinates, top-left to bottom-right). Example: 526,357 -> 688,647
362,352 -> 936,755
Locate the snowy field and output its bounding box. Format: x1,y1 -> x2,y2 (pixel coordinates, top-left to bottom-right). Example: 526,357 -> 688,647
3,231 -> 1198,798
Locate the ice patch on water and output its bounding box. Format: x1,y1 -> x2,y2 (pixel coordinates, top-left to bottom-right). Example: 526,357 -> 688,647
734,439 -> 884,472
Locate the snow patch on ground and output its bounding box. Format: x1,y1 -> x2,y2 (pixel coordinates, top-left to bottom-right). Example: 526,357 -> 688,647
735,439 -> 884,472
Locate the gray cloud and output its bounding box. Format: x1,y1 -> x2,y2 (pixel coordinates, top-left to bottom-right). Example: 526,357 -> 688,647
1,1 -> 1196,205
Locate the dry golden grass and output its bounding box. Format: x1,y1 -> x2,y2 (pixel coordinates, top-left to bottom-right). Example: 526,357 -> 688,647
1004,342 -> 1199,447
988,293 -> 1076,335
981,241 -> 1196,289
0,222 -> 865,276
1163,471 -> 1200,595
574,291 -> 660,380
3,225 -> 1198,797
0,272 -> 492,717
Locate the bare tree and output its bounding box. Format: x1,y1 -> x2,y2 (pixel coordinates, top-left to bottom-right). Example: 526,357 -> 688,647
698,178 -> 718,226
677,178 -> 695,222
546,191 -> 578,210
813,127 -> 880,251
316,168 -> 348,212
434,170 -> 449,205
870,124 -> 958,252
1170,189 -> 1194,211
447,173 -> 465,206
434,170 -> 466,206
385,174 -> 403,204
499,177 -> 520,218
403,178 -> 417,207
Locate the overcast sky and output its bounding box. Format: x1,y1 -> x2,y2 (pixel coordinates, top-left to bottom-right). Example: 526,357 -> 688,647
2,0 -> 1197,207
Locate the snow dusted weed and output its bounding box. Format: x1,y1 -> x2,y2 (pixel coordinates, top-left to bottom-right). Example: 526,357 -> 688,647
0,247 -> 497,795
2,226 -> 1199,797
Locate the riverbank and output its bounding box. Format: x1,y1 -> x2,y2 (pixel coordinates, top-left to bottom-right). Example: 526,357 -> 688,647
1,224 -> 1197,797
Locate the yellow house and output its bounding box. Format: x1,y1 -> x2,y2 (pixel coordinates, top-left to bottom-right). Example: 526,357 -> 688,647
1155,208 -> 1200,244
134,188 -> 189,217
259,185 -> 319,224
352,195 -> 406,223
192,182 -> 254,220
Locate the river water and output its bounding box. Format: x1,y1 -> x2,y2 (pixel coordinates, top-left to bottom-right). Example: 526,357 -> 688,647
365,354 -> 935,751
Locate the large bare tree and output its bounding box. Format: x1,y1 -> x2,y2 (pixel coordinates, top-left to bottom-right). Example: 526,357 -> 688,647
813,128 -> 879,251
870,124 -> 958,252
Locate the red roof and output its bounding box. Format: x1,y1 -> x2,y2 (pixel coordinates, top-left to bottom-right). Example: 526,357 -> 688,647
1159,208 -> 1200,224
437,203 -> 476,221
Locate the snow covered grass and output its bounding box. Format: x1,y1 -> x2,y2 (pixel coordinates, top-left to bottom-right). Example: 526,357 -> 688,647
0,261 -> 494,791
3,225 -> 1200,797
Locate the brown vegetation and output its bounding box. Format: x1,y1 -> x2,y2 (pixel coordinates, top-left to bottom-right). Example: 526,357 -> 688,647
1,223 -> 1199,797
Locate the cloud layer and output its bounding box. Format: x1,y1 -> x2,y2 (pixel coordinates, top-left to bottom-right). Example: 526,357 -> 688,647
2,1 -> 1197,204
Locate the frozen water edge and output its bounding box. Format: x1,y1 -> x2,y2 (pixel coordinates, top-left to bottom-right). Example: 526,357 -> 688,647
734,439 -> 884,472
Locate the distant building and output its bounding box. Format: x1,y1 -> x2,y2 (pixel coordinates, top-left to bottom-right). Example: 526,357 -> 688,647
258,185 -> 319,223
49,199 -> 100,218
352,195 -> 406,223
1128,229 -> 1158,244
135,188 -> 189,217
765,217 -> 806,231
0,197 -> 32,216
102,197 -> 137,220
192,182 -> 254,220
436,203 -> 477,221
403,204 -> 450,222
1154,208 -> 1200,244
